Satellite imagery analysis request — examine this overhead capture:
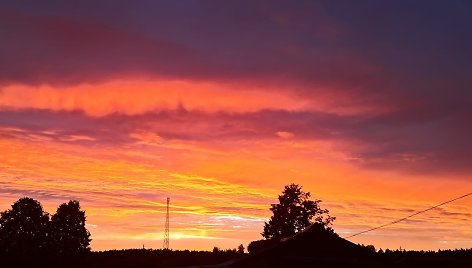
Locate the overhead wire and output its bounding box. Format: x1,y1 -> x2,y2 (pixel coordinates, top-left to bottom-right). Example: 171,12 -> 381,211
345,192 -> 472,239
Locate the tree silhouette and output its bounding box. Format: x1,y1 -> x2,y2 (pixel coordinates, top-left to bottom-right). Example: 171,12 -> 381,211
262,183 -> 335,240
0,197 -> 50,254
237,244 -> 245,254
50,200 -> 91,253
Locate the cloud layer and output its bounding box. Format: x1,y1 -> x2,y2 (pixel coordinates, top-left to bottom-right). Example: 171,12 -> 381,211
1,0 -> 472,250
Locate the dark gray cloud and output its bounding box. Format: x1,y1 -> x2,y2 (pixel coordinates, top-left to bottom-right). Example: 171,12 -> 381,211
1,1 -> 472,175
1,1 -> 471,117
0,1 -> 421,92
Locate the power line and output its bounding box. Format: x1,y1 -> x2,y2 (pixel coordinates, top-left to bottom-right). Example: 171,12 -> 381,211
345,192 -> 472,239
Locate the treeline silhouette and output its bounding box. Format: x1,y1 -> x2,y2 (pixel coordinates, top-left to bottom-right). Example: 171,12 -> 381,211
87,248 -> 244,268
374,248 -> 472,267
2,247 -> 245,268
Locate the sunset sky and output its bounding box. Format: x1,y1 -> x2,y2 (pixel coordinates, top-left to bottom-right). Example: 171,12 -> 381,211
1,0 -> 472,251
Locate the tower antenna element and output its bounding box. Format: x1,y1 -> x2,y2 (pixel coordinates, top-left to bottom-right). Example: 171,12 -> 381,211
163,197 -> 170,250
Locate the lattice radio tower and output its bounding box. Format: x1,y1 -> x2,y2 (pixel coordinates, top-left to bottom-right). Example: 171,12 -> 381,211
163,197 -> 170,250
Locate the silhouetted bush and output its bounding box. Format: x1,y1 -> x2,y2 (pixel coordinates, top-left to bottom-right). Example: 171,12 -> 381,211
247,239 -> 278,254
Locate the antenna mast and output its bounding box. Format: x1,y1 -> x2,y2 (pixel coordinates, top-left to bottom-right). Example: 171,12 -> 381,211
163,197 -> 170,249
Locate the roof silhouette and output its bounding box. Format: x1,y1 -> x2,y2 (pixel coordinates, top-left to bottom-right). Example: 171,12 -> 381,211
211,223 -> 377,268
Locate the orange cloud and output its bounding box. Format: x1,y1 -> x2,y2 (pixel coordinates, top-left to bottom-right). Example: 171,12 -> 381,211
0,79 -> 391,117
0,80 -> 310,116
